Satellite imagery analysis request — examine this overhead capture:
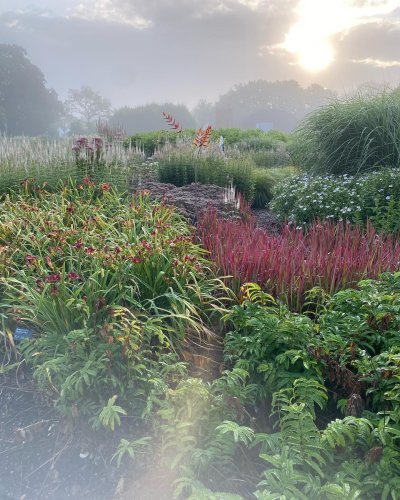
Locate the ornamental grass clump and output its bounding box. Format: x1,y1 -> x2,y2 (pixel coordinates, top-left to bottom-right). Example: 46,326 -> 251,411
0,136 -> 140,195
197,208 -> 400,310
292,88 -> 400,175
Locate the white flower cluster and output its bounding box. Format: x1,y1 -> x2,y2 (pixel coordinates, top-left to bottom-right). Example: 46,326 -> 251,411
270,168 -> 400,225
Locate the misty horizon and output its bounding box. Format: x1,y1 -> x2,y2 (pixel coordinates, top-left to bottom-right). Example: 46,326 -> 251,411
1,0 -> 400,110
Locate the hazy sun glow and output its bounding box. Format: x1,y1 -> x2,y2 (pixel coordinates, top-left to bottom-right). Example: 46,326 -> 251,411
280,0 -> 400,72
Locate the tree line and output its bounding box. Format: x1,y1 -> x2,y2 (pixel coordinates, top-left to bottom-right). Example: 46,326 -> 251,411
0,43 -> 335,136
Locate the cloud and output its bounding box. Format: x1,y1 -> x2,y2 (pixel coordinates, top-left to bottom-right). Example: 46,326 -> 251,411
0,0 -> 400,110
272,0 -> 400,70
72,1 -> 152,28
0,1 -> 294,107
351,57 -> 400,68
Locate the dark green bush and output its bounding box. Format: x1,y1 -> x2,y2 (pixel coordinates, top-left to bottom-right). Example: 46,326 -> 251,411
125,130 -> 196,156
157,152 -> 256,202
292,89 -> 400,174
251,168 -> 275,208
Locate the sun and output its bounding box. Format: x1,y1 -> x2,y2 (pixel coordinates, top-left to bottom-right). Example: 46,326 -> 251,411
280,0 -> 345,72
283,24 -> 335,72
297,41 -> 334,72
279,0 -> 400,73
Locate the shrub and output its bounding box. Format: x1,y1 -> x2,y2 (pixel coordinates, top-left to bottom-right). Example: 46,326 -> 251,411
252,168 -> 275,208
271,168 -> 400,232
197,209 -> 400,310
125,130 -> 196,156
125,128 -> 291,157
249,145 -> 292,168
161,274 -> 400,498
292,88 -> 400,174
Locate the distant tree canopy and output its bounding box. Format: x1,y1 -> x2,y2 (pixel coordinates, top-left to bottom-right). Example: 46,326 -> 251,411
215,80 -> 335,131
65,86 -> 112,128
0,44 -> 62,136
111,103 -> 196,134
192,99 -> 215,128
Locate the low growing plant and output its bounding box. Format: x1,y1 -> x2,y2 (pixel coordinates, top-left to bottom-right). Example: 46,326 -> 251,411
271,168 -> 400,233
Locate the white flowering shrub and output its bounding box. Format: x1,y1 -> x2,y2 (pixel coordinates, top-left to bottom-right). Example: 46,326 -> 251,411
270,168 -> 400,232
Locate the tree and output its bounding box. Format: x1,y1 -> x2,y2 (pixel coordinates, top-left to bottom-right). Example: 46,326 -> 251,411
111,103 -> 196,134
65,86 -> 111,130
215,80 -> 335,131
192,99 -> 215,128
0,44 -> 62,136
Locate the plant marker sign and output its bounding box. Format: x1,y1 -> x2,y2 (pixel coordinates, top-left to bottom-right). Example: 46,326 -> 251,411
14,327 -> 33,342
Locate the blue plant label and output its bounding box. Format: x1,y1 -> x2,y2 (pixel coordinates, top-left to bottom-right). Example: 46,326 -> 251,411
14,327 -> 33,341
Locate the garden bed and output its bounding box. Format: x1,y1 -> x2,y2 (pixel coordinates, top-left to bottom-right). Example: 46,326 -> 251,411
132,180 -> 281,233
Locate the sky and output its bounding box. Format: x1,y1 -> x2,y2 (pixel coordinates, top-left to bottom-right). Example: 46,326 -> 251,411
1,0 -> 400,109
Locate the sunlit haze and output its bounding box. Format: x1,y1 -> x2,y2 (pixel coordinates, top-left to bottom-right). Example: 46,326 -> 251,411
0,0 -> 400,106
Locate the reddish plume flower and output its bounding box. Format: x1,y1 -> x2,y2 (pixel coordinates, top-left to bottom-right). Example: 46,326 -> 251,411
83,176 -> 94,187
130,256 -> 143,264
73,240 -> 84,250
68,272 -> 81,281
184,255 -> 196,263
26,255 -> 38,266
141,240 -> 152,251
50,285 -> 59,296
76,137 -> 88,148
45,273 -> 61,284
84,246 -> 95,255
101,183 -> 111,192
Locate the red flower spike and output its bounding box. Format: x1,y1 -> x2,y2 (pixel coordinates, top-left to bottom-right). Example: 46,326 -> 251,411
162,112 -> 183,133
193,125 -> 212,149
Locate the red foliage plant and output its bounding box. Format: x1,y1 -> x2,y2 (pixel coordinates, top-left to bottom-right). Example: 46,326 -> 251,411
197,208 -> 400,310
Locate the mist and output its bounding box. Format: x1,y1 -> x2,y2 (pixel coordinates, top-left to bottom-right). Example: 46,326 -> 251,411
1,0 -> 400,120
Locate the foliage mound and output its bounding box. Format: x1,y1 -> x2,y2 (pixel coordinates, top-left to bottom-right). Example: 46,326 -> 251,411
271,168 -> 400,233
197,208 -> 400,309
157,152 -> 257,203
292,88 -> 400,174
142,275 -> 400,499
126,128 -> 290,157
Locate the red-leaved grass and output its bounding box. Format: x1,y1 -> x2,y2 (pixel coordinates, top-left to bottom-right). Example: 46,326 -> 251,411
197,208 -> 400,310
